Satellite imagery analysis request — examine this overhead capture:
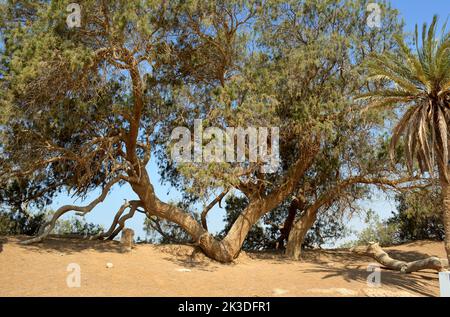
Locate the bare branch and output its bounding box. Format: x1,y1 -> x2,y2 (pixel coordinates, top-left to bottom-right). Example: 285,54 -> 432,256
21,176 -> 124,244
92,200 -> 131,240
201,189 -> 229,230
107,201 -> 140,240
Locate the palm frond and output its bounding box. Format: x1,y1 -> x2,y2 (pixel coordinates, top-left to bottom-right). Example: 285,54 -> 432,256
365,15 -> 450,182
361,97 -> 413,112
417,104 -> 433,173
394,34 -> 427,85
356,89 -> 414,100
439,80 -> 450,96
389,105 -> 420,162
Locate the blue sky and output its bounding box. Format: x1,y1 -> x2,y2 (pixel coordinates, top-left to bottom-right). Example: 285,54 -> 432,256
48,0 -> 450,242
391,0 -> 449,32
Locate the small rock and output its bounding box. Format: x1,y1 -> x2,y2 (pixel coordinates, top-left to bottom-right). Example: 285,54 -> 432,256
273,288 -> 289,295
106,262 -> 114,268
176,268 -> 192,272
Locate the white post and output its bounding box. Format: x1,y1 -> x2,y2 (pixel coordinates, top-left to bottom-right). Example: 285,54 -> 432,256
439,271 -> 450,297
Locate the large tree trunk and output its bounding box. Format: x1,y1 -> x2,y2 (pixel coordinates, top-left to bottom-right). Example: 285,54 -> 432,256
130,172 -> 267,262
276,198 -> 302,250
285,207 -> 318,260
441,179 -> 450,265
126,136 -> 319,262
351,242 -> 448,273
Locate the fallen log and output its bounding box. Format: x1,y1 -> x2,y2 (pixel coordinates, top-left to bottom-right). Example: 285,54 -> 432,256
351,242 -> 449,273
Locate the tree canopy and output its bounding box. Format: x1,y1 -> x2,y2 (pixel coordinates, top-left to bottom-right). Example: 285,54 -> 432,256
0,0 -> 434,262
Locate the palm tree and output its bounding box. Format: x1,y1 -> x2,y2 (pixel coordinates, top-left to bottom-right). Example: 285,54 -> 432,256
359,15 -> 450,262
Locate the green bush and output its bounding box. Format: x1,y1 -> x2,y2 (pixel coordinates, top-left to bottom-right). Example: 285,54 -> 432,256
54,216 -> 104,237
0,210 -> 46,236
352,212 -> 398,247
345,188 -> 444,248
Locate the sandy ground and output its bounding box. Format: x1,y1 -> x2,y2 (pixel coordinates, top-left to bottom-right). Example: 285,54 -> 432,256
0,236 -> 446,297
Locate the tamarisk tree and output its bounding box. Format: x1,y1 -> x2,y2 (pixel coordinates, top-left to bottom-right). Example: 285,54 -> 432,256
153,0 -> 425,259
0,0 -> 426,262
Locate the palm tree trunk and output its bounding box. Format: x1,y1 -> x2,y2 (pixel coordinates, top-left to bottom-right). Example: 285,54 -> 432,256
440,178 -> 450,265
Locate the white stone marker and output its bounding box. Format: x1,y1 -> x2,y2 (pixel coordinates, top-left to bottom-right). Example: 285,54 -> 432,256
439,271 -> 450,297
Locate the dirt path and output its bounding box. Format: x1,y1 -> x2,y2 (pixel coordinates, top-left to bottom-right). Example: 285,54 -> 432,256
0,236 -> 444,296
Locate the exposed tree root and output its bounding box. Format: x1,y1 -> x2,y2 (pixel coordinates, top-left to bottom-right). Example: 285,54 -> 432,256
351,242 -> 449,273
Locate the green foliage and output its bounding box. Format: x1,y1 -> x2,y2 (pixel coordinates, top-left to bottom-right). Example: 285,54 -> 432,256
54,216 -> 103,236
388,188 -> 444,242
155,0 -> 405,237
352,211 -> 398,247
0,0 -> 424,253
303,210 -> 351,249
347,188 -> 444,247
0,209 -> 46,236
219,194 -> 350,251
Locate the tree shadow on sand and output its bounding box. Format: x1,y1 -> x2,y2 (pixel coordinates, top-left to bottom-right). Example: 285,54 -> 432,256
301,265 -> 437,296
0,237 -> 6,253
295,247 -> 441,296
12,235 -> 124,255
155,245 -> 225,272
160,255 -> 222,272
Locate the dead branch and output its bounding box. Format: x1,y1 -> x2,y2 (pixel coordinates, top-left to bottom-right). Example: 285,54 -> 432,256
106,201 -> 140,240
92,200 -> 131,240
351,242 -> 449,273
21,176 -> 123,245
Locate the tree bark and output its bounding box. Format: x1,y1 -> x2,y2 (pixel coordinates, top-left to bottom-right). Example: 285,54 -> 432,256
440,179 -> 450,265
282,175 -> 423,260
276,198 -> 300,250
285,207 -> 318,260
351,242 -> 448,273
126,140 -> 319,262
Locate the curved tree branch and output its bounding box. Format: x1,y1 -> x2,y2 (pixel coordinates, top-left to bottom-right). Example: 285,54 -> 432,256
22,176 -> 123,245
106,200 -> 141,240
201,189 -> 228,230
92,200 -> 131,240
